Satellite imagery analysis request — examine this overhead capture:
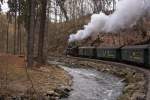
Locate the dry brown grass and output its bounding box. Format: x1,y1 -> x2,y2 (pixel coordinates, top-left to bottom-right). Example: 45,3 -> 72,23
0,53 -> 71,97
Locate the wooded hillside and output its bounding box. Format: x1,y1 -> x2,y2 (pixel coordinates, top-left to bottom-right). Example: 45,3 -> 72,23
0,0 -> 150,63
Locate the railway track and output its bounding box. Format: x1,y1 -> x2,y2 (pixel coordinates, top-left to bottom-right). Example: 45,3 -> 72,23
49,56 -> 150,100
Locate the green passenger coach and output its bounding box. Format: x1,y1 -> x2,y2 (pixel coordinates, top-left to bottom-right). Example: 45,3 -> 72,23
121,45 -> 149,66
79,47 -> 96,58
96,47 -> 121,60
67,44 -> 150,69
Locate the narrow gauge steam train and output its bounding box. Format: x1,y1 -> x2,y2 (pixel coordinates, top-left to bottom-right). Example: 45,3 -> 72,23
66,45 -> 150,68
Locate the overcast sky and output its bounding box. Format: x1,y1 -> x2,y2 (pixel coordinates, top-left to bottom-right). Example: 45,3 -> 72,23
1,0 -> 9,12
0,0 -> 120,14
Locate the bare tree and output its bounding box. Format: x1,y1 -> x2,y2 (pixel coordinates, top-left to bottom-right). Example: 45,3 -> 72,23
37,0 -> 48,64
56,0 -> 68,21
27,0 -> 35,67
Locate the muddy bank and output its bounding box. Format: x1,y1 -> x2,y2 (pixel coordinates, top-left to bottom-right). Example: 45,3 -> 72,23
49,56 -> 147,100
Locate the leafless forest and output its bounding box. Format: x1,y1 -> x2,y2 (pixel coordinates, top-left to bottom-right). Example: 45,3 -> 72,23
0,0 -> 149,67
0,0 -> 150,99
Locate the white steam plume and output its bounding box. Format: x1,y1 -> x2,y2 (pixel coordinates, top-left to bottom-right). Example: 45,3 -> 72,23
69,0 -> 150,42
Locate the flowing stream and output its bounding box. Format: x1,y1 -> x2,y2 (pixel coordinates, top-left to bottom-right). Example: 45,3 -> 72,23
48,61 -> 125,100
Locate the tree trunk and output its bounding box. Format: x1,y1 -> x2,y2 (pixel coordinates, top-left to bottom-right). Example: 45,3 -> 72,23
37,0 -> 47,64
27,0 -> 35,67
6,21 -> 9,53
17,0 -> 21,55
14,7 -> 17,54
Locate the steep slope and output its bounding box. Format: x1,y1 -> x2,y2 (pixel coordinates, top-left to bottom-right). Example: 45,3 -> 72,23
48,16 -> 90,56
47,15 -> 150,56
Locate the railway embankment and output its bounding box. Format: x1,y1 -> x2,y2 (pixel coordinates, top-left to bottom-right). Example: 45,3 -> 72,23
49,56 -> 149,100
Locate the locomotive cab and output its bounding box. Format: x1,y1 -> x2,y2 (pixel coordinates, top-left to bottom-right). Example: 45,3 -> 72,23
65,42 -> 79,56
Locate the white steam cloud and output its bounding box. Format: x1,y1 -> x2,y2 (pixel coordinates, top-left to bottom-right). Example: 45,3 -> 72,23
69,0 -> 150,42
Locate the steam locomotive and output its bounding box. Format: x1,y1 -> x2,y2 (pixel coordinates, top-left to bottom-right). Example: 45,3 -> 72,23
66,44 -> 150,68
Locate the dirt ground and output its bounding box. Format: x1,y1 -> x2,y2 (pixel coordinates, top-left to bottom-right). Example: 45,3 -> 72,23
0,53 -> 72,99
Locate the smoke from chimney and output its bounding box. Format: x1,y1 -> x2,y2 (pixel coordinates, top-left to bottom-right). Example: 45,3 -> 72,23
69,0 -> 150,42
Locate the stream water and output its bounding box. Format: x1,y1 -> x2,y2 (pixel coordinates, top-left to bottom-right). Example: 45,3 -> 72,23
48,61 -> 125,100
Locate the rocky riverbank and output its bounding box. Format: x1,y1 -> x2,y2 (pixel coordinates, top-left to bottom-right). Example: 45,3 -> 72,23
49,56 -> 147,100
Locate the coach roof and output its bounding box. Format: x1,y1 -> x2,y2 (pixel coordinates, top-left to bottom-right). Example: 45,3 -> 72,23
122,45 -> 150,49
97,46 -> 121,49
79,47 -> 95,49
